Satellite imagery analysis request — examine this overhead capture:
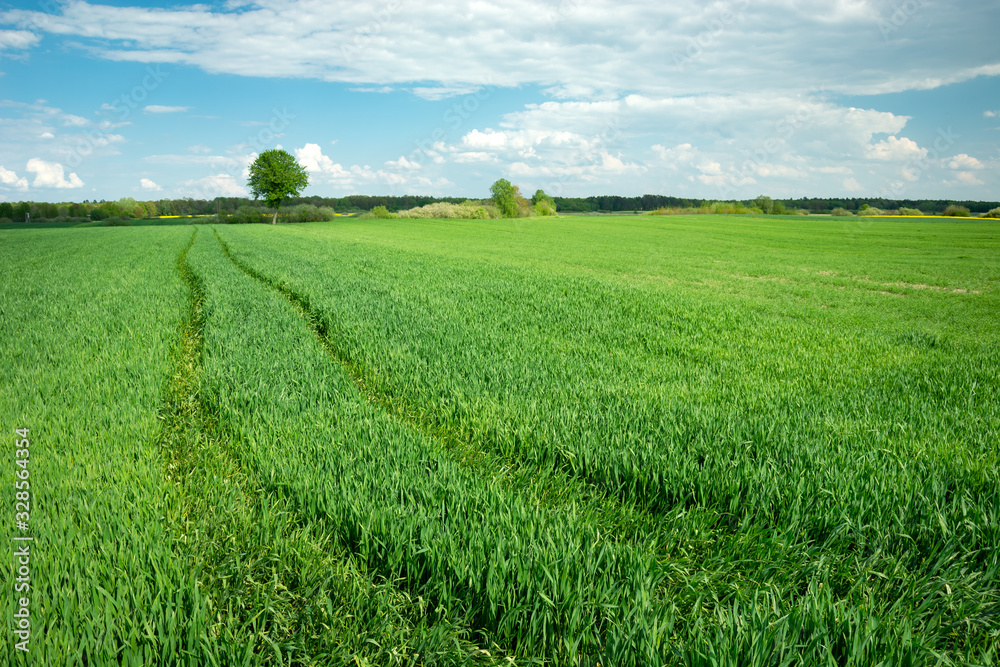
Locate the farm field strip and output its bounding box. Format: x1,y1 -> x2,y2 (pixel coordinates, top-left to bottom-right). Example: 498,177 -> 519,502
167,229 -> 489,666
214,221 -> 1000,554
214,217 -> 1000,663
215,224 -> 971,662
213,228 -> 682,550
3,216 -> 998,665
0,227 -> 217,665
194,228 -> 718,663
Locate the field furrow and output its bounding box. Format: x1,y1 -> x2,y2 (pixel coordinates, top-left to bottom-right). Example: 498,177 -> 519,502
173,229 -> 501,666
185,229 -> 712,664
211,217 -> 1000,663
3,215 -> 997,665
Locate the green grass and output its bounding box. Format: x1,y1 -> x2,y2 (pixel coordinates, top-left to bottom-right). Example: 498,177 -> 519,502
1,214 -> 998,664
0,226 -> 212,664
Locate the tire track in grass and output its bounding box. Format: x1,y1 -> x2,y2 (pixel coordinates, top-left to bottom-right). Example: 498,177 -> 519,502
211,228 -> 999,666
165,229 -> 490,666
210,229 -> 681,552
207,226 -> 766,615
210,227 -> 693,664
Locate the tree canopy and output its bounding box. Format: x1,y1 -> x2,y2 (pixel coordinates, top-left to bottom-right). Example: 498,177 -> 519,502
247,149 -> 310,224
490,178 -> 518,218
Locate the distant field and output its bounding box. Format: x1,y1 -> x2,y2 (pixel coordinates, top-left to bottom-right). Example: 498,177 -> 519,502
2,215 -> 998,665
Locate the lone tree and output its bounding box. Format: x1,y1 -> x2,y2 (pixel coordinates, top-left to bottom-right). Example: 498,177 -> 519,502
247,149 -> 309,224
490,178 -> 518,218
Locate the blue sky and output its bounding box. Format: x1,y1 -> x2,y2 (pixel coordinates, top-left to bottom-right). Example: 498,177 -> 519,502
0,0 -> 997,203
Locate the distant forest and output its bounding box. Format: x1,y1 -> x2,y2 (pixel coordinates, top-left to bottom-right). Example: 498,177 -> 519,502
3,193 -> 999,222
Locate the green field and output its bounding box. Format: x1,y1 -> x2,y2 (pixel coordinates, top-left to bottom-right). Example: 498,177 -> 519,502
2,215 -> 998,665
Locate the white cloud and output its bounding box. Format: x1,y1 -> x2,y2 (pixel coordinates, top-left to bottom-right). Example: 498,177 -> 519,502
351,86 -> 394,94
62,114 -> 88,127
139,177 -> 161,191
26,158 -> 83,188
428,92 -> 934,196
384,155 -> 421,171
40,131 -> 54,139
652,143 -> 695,166
954,172 -> 985,186
411,86 -> 483,101
295,142 -> 352,177
295,142 -> 377,186
866,136 -> 927,162
947,154 -> 984,170
1,0 -> 996,100
144,105 -> 190,113
843,177 -> 863,192
0,165 -> 28,191
985,110 -> 999,118
0,29 -> 39,51
293,142 -> 453,193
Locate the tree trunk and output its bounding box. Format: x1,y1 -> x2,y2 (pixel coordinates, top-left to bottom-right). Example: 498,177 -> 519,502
271,208 -> 278,225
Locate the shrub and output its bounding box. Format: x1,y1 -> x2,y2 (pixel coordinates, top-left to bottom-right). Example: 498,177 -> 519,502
943,205 -> 971,217
830,207 -> 853,216
371,205 -> 399,219
649,202 -> 754,215
103,217 -> 132,226
899,207 -> 923,216
398,201 -> 501,219
534,201 -> 557,216
284,204 -> 338,223
231,206 -> 266,224
982,207 -> 1000,219
0,217 -> 13,225
859,206 -> 885,216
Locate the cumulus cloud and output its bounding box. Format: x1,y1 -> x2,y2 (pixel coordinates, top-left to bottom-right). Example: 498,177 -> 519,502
953,172 -> 985,186
0,165 -> 28,190
295,142 -> 360,181
26,158 -> 83,188
294,142 -> 453,193
139,177 -> 161,190
947,154 -> 984,170
865,136 -> 927,162
384,155 -> 421,171
428,92 -> 938,196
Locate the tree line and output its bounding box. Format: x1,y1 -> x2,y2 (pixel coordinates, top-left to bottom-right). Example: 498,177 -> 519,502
3,194 -> 999,222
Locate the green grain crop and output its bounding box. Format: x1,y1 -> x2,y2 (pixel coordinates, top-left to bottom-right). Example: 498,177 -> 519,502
2,214 -> 997,665
213,214 -> 999,664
